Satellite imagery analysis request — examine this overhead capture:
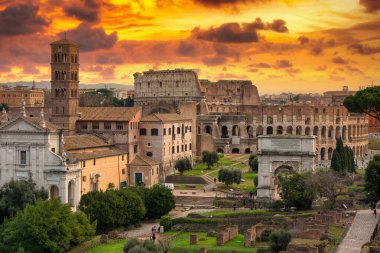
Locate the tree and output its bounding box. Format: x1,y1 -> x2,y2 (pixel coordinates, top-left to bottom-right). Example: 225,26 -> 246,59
130,185 -> 176,219
344,86 -> 380,121
96,88 -> 113,97
365,155 -> 380,200
249,155 -> 259,172
269,231 -> 292,252
218,167 -> 242,187
281,173 -> 316,210
0,199 -> 95,253
0,178 -> 48,223
175,158 -> 192,175
202,151 -> 219,169
0,103 -> 8,112
79,189 -> 146,233
331,138 -> 355,174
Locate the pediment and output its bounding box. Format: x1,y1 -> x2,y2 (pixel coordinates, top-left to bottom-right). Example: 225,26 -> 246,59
0,117 -> 43,132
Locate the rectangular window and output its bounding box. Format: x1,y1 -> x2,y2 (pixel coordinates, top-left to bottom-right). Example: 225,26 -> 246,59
116,122 -> 123,130
81,123 -> 88,130
122,169 -> 126,175
181,145 -> 184,152
177,146 -> 179,153
122,155 -> 124,161
134,144 -> 138,154
83,161 -> 86,167
168,128 -> 171,135
82,176 -> 86,182
152,169 -> 154,175
172,146 -> 175,154
93,159 -> 96,165
140,128 -> 147,136
51,148 -> 56,153
151,128 -> 159,136
20,151 -> 27,165
104,122 -> 111,130
189,144 -> 192,150
163,128 -> 166,135
189,126 -> 192,132
177,127 -> 180,134
185,145 -> 187,151
92,122 -> 99,130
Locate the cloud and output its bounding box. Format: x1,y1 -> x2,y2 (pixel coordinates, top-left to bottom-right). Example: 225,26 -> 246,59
255,62 -> 272,68
96,54 -> 125,64
202,56 -> 228,66
191,18 -> 288,43
193,0 -> 272,9
0,3 -> 50,36
23,65 -> 40,75
347,43 -> 380,55
360,0 -> 380,13
332,56 -> 348,64
177,40 -> 200,56
64,0 -> 102,22
275,59 -> 292,68
61,23 -> 118,52
316,65 -> 327,71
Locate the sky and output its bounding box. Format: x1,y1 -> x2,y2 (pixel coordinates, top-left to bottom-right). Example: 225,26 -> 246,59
0,0 -> 379,94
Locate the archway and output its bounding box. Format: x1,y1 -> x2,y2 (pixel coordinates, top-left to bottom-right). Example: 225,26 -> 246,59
273,165 -> 294,199
335,126 -> 341,139
320,147 -> 326,160
305,127 -> 311,135
232,125 -> 240,136
313,126 -> 319,136
296,126 -> 302,135
256,126 -> 263,136
328,126 -> 334,139
232,148 -> 240,154
217,148 -> 224,153
342,126 -> 347,140
348,125 -> 352,138
68,181 -> 75,207
205,125 -> 212,135
50,185 -> 59,199
286,126 -> 293,134
328,148 -> 333,160
321,126 -> 326,139
267,126 -> 273,135
221,126 -> 229,138
245,148 -> 251,154
277,126 -> 283,134
247,126 -> 253,138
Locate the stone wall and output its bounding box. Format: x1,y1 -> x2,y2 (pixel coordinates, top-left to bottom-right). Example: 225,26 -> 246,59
216,225 -> 238,246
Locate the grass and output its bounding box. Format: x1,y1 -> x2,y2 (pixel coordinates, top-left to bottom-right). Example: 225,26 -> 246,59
369,139 -> 380,150
326,225 -> 345,253
190,209 -> 316,219
167,232 -> 260,253
84,239 -> 126,253
176,157 -> 234,177
216,171 -> 256,192
174,184 -> 206,190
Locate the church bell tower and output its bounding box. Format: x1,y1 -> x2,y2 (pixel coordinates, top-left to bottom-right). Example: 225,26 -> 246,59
50,38 -> 79,134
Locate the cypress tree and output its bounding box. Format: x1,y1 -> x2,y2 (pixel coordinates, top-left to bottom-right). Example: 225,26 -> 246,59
330,138 -> 355,174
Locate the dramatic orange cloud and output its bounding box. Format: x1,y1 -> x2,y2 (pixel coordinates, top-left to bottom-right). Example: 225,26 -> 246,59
0,0 -> 379,93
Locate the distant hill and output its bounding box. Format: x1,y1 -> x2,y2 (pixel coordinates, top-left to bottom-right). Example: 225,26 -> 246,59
0,81 -> 134,90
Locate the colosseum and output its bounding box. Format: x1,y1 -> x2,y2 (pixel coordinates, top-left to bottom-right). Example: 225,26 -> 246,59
134,69 -> 368,165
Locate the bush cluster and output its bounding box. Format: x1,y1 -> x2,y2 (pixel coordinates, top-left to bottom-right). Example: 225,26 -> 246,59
218,167 -> 242,186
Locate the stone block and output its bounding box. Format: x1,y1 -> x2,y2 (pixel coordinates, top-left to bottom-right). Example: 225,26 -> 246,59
190,234 -> 199,245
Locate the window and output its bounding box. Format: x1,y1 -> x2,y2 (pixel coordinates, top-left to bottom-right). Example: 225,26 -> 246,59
92,122 -> 99,130
157,167 -> 159,175
51,148 -> 56,153
172,146 -> 175,154
83,161 -> 86,167
82,176 -> 86,182
177,146 -> 179,153
189,126 -> 192,132
93,159 -> 96,165
169,128 -> 171,135
134,144 -> 138,154
163,128 -> 166,135
185,145 -> 187,151
20,151 -> 27,165
116,122 -> 123,130
81,123 -> 88,130
122,169 -> 125,175
104,122 -> 111,130
189,144 -> 192,150
177,127 -> 180,134
147,152 -> 153,157
151,128 -> 159,136
152,169 -> 154,175
181,145 -> 184,152
122,155 -> 124,161
140,128 -> 147,135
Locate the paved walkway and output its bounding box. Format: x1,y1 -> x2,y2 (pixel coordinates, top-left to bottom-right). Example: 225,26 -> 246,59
337,210 -> 379,253
125,209 -> 214,238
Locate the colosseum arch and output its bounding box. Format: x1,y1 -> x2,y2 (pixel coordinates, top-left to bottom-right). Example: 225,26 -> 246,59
305,127 -> 311,135
313,126 -> 319,136
277,126 -> 283,134
286,126 -> 293,134
245,148 -> 251,154
328,126 -> 334,139
247,125 -> 254,138
267,126 -> 273,135
336,126 -> 341,139
320,147 -> 326,160
342,126 -> 347,140
232,125 -> 240,136
328,148 -> 333,160
296,126 -> 302,135
217,148 -> 224,153
205,125 -> 212,135
321,126 -> 327,139
256,126 -> 263,136
221,125 -> 229,138
232,148 -> 240,154
353,126 -> 357,136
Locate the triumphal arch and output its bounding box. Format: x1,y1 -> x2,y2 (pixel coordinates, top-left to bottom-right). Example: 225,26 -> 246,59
256,135 -> 316,201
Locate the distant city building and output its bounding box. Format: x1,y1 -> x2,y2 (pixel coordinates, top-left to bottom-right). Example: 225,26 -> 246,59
0,84 -> 44,107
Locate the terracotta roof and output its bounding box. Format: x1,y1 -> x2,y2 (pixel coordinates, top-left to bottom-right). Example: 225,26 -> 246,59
78,107 -> 140,121
64,134 -> 110,150
0,116 -> 61,132
67,148 -> 127,161
130,155 -> 159,166
141,113 -> 192,123
50,39 -> 79,46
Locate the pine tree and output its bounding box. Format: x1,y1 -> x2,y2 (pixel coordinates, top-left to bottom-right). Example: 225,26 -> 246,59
330,137 -> 355,174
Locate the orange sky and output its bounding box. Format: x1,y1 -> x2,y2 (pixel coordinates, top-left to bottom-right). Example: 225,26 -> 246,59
0,0 -> 379,94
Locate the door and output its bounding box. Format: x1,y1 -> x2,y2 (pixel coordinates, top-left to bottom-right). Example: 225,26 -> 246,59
135,172 -> 143,186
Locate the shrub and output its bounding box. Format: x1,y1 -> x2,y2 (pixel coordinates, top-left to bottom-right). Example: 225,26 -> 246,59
269,231 -> 292,252
260,230 -> 272,242
249,155 -> 259,172
124,238 -> 140,253
269,200 -> 284,211
281,173 -> 316,210
254,175 -> 259,187
175,158 -> 192,175
160,216 -> 172,231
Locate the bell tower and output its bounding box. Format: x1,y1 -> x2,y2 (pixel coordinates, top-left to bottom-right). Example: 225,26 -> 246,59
50,38 -> 79,134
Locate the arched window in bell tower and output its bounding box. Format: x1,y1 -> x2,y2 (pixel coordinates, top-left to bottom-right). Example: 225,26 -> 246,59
62,106 -> 65,115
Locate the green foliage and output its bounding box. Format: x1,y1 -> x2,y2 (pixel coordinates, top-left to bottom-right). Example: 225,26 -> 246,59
253,175 -> 259,187
202,151 -> 219,169
0,178 -> 48,224
124,238 -> 140,253
96,88 -> 113,97
0,199 -> 95,253
79,189 -> 146,233
124,239 -> 159,253
248,155 -> 258,172
269,200 -> 284,211
0,103 -> 8,112
269,231 -> 292,252
130,185 -> 175,219
365,155 -> 380,200
344,85 -> 380,121
281,173 -> 316,210
160,216 -> 172,231
112,97 -> 134,107
175,158 -> 192,175
331,138 -> 355,174
218,167 -> 242,186
260,230 -> 272,242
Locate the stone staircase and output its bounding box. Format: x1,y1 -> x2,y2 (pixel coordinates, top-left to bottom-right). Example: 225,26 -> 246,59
202,174 -> 215,185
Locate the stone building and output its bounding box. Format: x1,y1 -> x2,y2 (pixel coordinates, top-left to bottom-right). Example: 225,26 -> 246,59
128,155 -> 160,187
0,85 -> 44,107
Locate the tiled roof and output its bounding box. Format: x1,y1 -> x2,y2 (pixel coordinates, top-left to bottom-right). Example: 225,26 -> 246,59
67,148 -> 127,160
64,134 -> 110,150
130,155 -> 159,166
0,116 -> 61,132
141,113 -> 192,123
78,107 -> 140,121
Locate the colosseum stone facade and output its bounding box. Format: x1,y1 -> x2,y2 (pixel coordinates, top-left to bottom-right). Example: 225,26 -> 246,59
134,69 -> 368,164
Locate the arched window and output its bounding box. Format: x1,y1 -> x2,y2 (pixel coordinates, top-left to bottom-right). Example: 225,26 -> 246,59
305,127 -> 311,135
221,126 -> 229,138
267,126 -> 273,135
320,148 -> 325,160
247,126 -> 253,138
232,125 -> 239,136
256,126 -> 263,136
205,125 -> 212,134
321,126 -> 326,138
328,148 -> 333,160
286,126 -> 293,134
296,126 -> 302,135
277,126 -> 283,134
313,126 -> 318,136
328,126 -> 334,139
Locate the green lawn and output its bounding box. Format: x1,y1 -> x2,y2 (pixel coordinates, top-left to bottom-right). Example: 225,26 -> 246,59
167,232 -> 260,253
216,171 -> 256,192
177,157 -> 234,177
84,239 -> 126,253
